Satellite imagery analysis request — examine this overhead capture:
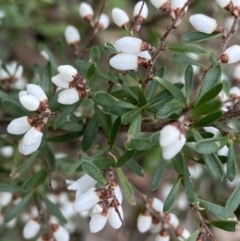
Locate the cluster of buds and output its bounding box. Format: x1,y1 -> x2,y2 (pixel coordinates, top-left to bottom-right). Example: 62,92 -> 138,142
112,1 -> 148,33
0,61 -> 26,90
137,197 -> 190,241
109,36 -> 152,71
7,84 -> 50,155
160,116 -> 188,160
67,172 -> 123,233
79,2 -> 109,30
51,65 -> 89,105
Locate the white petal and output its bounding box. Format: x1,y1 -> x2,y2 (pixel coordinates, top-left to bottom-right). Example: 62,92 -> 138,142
167,213 -> 179,228
171,0 -> 188,10
90,204 -> 103,215
27,84 -> 47,101
58,88 -> 79,105
67,174 -> 97,194
12,77 -> 26,89
138,51 -> 151,60
150,0 -> 168,9
150,221 -> 162,233
224,16 -> 237,32
19,137 -> 42,155
109,53 -> 138,70
22,127 -> 43,146
19,95 -> 40,111
60,202 -> 75,219
177,228 -> 190,241
0,192 -> 12,207
112,8 -> 130,27
65,25 -> 80,44
107,205 -> 123,229
89,213 -> 107,233
113,185 -> 123,204
52,74 -> 69,88
115,36 -> 143,54
133,1 -> 148,19
189,14 -> 217,34
58,65 -> 77,82
53,225 -> 70,241
98,13 -> 109,30
137,213 -> 152,233
230,86 -> 240,96
7,116 -> 31,135
223,45 -> 240,64
162,135 -> 186,159
233,0 -> 240,7
74,190 -> 100,212
215,0 -> 231,8
151,198 -> 164,212
203,127 -> 220,136
160,124 -> 181,148
0,146 -> 14,158
79,2 -> 94,18
19,90 -> 27,97
217,145 -> 229,156
15,65 -> 23,79
233,64 -> 240,79
23,219 -> 41,239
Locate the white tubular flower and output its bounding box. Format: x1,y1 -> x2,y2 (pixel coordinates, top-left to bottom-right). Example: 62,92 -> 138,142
0,146 -> 14,158
7,116 -> 32,135
137,210 -> 152,233
133,1 -> 148,19
150,0 -> 168,9
64,25 -> 80,45
150,197 -> 164,212
176,228 -> 190,241
19,126 -> 43,155
113,184 -> 123,204
115,36 -> 152,54
74,190 -> 100,212
215,0 -> 231,8
23,218 -> 41,239
220,45 -> 240,64
107,205 -> 123,229
154,229 -> 170,241
189,14 -> 217,34
79,2 -> 94,20
150,218 -> 162,233
166,213 -> 179,228
170,0 -> 188,10
0,192 -> 12,207
160,122 -> 186,160
97,13 -> 109,30
233,0 -> 240,7
89,212 -> 108,233
233,64 -> 240,81
224,16 -> 237,32
109,53 -> 138,71
52,224 -> 70,241
112,8 -> 130,28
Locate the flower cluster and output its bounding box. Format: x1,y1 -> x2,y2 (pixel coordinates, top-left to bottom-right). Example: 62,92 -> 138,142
67,173 -> 123,233
51,65 -> 89,105
7,84 -> 50,155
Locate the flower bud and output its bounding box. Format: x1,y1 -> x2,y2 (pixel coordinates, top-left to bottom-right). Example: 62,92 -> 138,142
7,116 -> 32,135
176,227 -> 190,241
112,8 -> 130,28
110,53 -> 138,70
149,197 -> 164,212
97,13 -> 109,30
170,0 -> 188,11
115,36 -> 152,54
51,224 -> 69,241
233,64 -> 240,83
165,213 -> 179,228
23,218 -> 41,239
154,228 -> 170,241
58,88 -> 80,105
150,0 -> 169,9
215,0 -> 231,8
137,210 -> 152,233
79,2 -> 94,22
64,25 -> 80,45
220,45 -> 240,64
189,14 -> 217,34
107,204 -> 123,229
133,1 -> 148,19
150,217 -> 162,233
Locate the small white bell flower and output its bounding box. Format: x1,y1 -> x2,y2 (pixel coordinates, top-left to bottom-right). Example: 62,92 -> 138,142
215,0 -> 232,8
224,16 -> 238,32
133,1 -> 148,19
220,45 -> 240,64
170,0 -> 188,11
137,210 -> 152,233
112,8 -> 130,28
154,229 -> 170,241
52,224 -> 70,241
109,53 -> 138,71
150,0 -> 168,9
107,204 -> 123,229
165,213 -> 179,228
89,212 -> 108,233
189,14 -> 217,34
150,197 -> 164,212
97,13 -> 109,30
176,228 -> 190,241
233,64 -> 240,81
79,2 -> 94,21
7,116 -> 32,135
64,25 -> 80,45
23,218 -> 41,239
150,218 -> 162,233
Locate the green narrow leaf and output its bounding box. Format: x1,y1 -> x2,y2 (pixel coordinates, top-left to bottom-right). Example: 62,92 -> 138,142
95,91 -> 136,109
127,112 -> 141,139
86,62 -> 97,80
116,168 -> 135,205
172,53 -> 206,68
116,150 -> 136,167
167,44 -> 207,55
226,182 -> 240,215
191,100 -> 222,116
109,117 -> 121,146
82,116 -> 99,152
127,159 -> 145,177
56,40 -> 67,63
208,220 -> 238,232
38,44 -> 57,69
150,157 -> 167,190
90,46 -> 100,64
95,105 -> 112,139
41,62 -> 52,97
92,157 -> 114,169
127,138 -> 159,151
138,85 -> 147,106
185,230 -> 200,241
47,131 -> 83,142
4,192 -> 32,223
197,65 -> 222,100
22,168 -> 47,192
39,192 -> 67,224
104,42 -> 118,57
121,107 -> 141,124
157,101 -> 184,118
209,52 -> 218,65
81,161 -> 107,185
163,178 -> 182,213
181,32 -> 222,43
185,65 -> 194,102
3,100 -> 28,117
172,153 -> 184,175
45,144 -> 56,171
183,160 -> 195,203
0,183 -> 22,193
153,76 -> 186,104
227,140 -> 236,182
